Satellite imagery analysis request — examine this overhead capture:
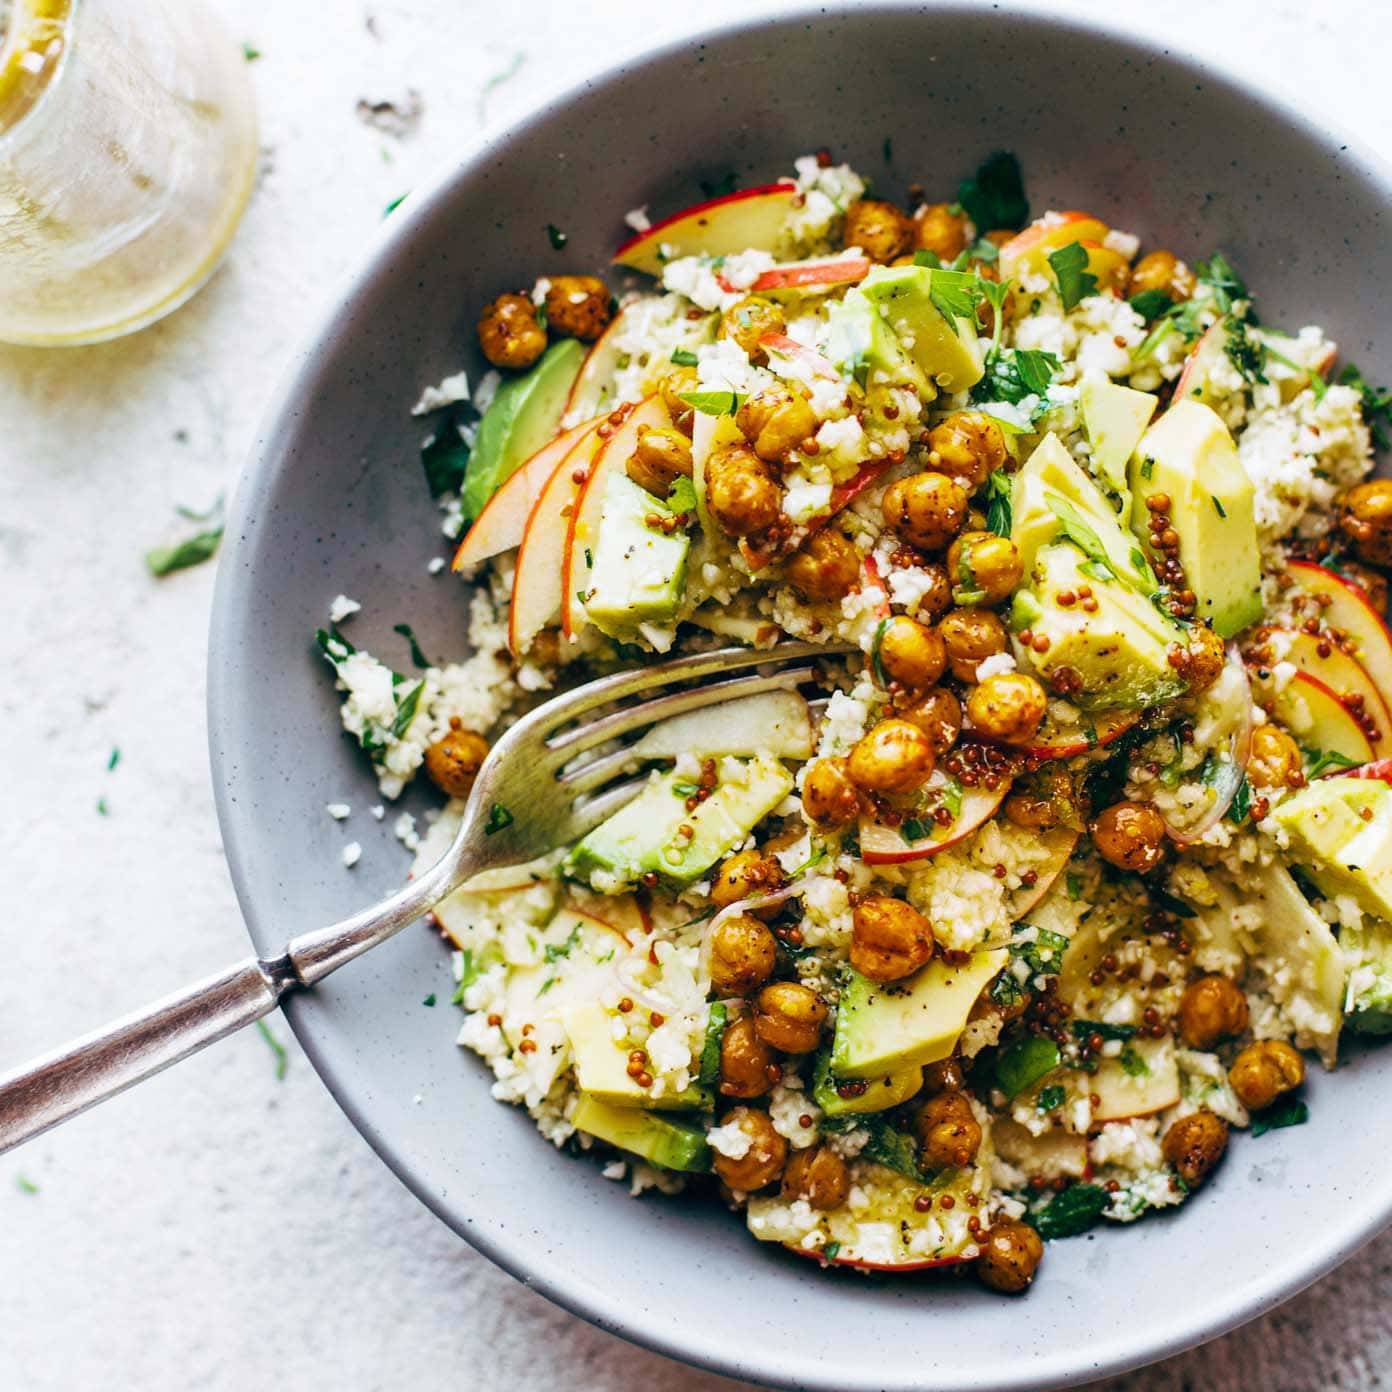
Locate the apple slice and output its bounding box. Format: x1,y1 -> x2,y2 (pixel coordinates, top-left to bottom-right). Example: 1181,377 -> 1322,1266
561,395 -> 671,640
998,211 -> 1110,283
1264,669 -> 1374,768
1091,1036 -> 1181,1123
508,422 -> 603,656
563,307 -> 633,425
859,781 -> 1010,865
1286,560 -> 1392,712
1005,827 -> 1080,920
1172,320 -> 1230,407
738,254 -> 871,295
860,555 -> 891,621
1346,758 -> 1392,784
453,416 -> 601,571
759,332 -> 841,383
613,182 -> 800,276
630,689 -> 812,760
1249,626 -> 1391,739
1024,708 -> 1138,761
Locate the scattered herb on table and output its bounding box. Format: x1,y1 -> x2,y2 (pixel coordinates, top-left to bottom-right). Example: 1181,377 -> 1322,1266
256,1019 -> 288,1080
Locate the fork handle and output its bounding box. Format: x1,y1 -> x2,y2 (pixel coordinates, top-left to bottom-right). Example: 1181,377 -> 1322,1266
0,957 -> 288,1154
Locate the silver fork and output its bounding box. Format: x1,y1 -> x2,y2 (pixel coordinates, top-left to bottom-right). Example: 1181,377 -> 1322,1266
0,642 -> 849,1154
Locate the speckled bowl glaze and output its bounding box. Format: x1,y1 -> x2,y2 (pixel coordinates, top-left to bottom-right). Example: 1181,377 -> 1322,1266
208,6 -> 1392,1387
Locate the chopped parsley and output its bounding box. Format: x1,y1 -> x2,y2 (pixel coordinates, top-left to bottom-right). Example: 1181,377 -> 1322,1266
678,389 -> 747,416
484,803 -> 514,835
1015,926 -> 1069,975
544,922 -> 583,964
822,1240 -> 842,1262
1211,495 -> 1227,518
1224,315 -> 1268,385
1340,363 -> 1392,450
1036,1084 -> 1067,1113
422,994 -> 437,1007
1250,1097 -> 1309,1137
546,223 -> 568,249
241,42 -> 261,61
451,949 -> 482,1004
107,747 -> 121,771
971,347 -> 1061,415
1128,288 -> 1174,323
996,1036 -> 1061,1099
421,424 -> 471,497
869,617 -> 891,687
255,1019 -> 289,1080
390,680 -> 425,738
984,470 -> 1013,537
670,347 -> 699,367
1119,1044 -> 1150,1078
1047,241 -> 1097,311
1065,871 -> 1083,901
957,151 -> 1029,233
393,622 -> 432,669
1070,1019 -> 1136,1043
383,193 -> 407,218
1139,456 -> 1155,481
901,816 -> 932,843
96,797 -> 109,817
15,1175 -> 39,1195
1198,252 -> 1247,313
146,524 -> 223,578
1226,773 -> 1253,825
1029,1182 -> 1110,1240
928,268 -> 987,323
1303,746 -> 1360,779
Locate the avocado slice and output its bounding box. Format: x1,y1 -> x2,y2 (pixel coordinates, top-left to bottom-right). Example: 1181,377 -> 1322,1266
584,473 -> 695,642
857,263 -> 985,392
1011,433 -> 1154,591
572,1093 -> 712,1172
562,1003 -> 712,1110
824,288 -> 931,399
1022,543 -> 1189,710
1275,775 -> 1392,920
1341,919 -> 1392,1034
565,755 -> 794,893
810,1049 -> 924,1117
461,339 -> 585,522
1127,400 -> 1262,638
830,949 -> 1007,1080
1079,371 -> 1157,497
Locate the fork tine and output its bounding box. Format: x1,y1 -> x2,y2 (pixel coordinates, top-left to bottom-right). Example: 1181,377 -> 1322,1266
555,665 -> 817,795
560,774 -> 655,840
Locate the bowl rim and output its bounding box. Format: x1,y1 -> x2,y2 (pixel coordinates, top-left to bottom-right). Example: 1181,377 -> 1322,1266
208,4 -> 1392,1387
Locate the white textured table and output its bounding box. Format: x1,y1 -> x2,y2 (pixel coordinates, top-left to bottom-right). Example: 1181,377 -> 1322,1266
2,2 -> 1389,1387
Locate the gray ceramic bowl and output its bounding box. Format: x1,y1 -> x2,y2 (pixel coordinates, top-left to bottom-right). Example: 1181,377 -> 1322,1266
209,5 -> 1392,1387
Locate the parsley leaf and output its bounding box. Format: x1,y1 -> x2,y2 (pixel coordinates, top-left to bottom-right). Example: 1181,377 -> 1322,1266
1224,315 -> 1268,385
929,268 -> 987,324
146,526 -> 223,577
822,1240 -> 842,1262
422,994 -> 437,1007
1071,1019 -> 1137,1043
679,389 -> 747,416
1197,252 -> 1247,314
670,347 -> 699,367
972,347 -> 1061,413
1119,1044 -> 1150,1077
1226,773 -> 1253,825
995,1036 -> 1061,1098
546,223 -> 568,249
1250,1097 -> 1309,1137
957,151 -> 1029,233
484,803 -> 514,835
422,425 -> 471,497
1128,288 -> 1174,324
984,470 -> 1013,537
1303,746 -> 1360,779
1047,242 -> 1097,311
393,622 -> 432,669
544,922 -> 583,964
1030,1183 -> 1110,1240
1340,363 -> 1392,450
1037,1084 -> 1067,1113
391,681 -> 425,738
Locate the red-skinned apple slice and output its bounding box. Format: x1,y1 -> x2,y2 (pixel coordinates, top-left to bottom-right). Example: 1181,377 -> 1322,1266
453,417 -> 600,571
1005,827 -> 1080,919
563,308 -> 633,424
1024,708 -> 1138,761
998,212 -> 1110,282
1346,758 -> 1392,784
1249,626 -> 1391,738
1172,320 -> 1230,406
859,781 -> 1010,865
860,555 -> 891,620
1286,560 -> 1392,711
561,394 -> 670,639
1264,669 -> 1375,768
759,332 -> 841,382
731,254 -> 871,295
613,182 -> 799,276
508,422 -> 603,656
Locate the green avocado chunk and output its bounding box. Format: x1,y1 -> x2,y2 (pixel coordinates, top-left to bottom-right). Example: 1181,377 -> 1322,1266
1274,775 -> 1392,920
1128,400 -> 1262,638
1079,371 -> 1157,498
572,1093 -> 712,1172
461,338 -> 584,522
564,755 -> 794,893
857,263 -> 985,391
810,1048 -> 924,1117
1342,920 -> 1392,1034
823,287 -> 931,398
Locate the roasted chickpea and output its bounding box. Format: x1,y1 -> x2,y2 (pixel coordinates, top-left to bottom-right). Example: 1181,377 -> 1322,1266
1181,623 -> 1226,693
1082,242 -> 1130,294
477,292 -> 546,369
1177,974 -> 1250,1050
785,528 -> 861,604
781,1144 -> 851,1210
1248,722 -> 1304,790
543,274 -> 612,341
1340,480 -> 1392,567
1161,1109 -> 1229,1188
976,1220 -> 1044,1294
898,686 -> 963,755
712,850 -> 786,918
1003,790 -> 1061,831
881,471 -> 969,552
843,198 -> 914,263
423,722 -> 489,798
712,1106 -> 788,1190
913,202 -> 969,262
626,425 -> 694,497
708,913 -> 779,996
939,607 -> 1008,683
718,1014 -> 780,1099
1342,561 -> 1390,613
1127,250 -> 1197,303
910,561 -> 954,620
802,757 -> 862,827
967,672 -> 1048,746
923,1055 -> 966,1094
736,388 -> 817,463
878,616 -> 947,690
1229,1039 -> 1305,1111
706,443 -> 783,538
947,531 -> 1024,606
851,895 -> 934,983
848,717 -> 936,795
658,366 -> 700,435
915,1090 -> 982,1170
720,295 -> 786,361
1091,800 -> 1167,874
927,413 -> 1010,490
753,981 -> 828,1054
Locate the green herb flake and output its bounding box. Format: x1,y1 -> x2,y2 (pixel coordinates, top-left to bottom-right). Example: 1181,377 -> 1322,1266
383,193 -> 407,218
15,1175 -> 39,1195
996,1036 -> 1061,1099
1303,747 -> 1360,779
544,922 -> 583,965
670,347 -> 699,367
256,1019 -> 289,1080
146,527 -> 223,577
698,171 -> 739,200
1065,871 -> 1083,901
1119,1044 -> 1150,1078
96,796 -> 109,817
1250,1097 -> 1309,1138
484,803 -> 514,835
901,816 -> 932,843
869,617 -> 891,688
929,268 -> 987,324
391,681 -> 425,738
422,994 -> 437,1007
678,389 -> 747,417
1226,774 -> 1253,825
1197,252 -> 1247,313
1070,1019 -> 1137,1043
1139,457 -> 1155,481
393,623 -> 432,669
698,1003 -> 728,1087
957,151 -> 1029,233
241,42 -> 261,61
822,1240 -> 842,1262
1036,1084 -> 1067,1113
1047,241 -> 1098,312
985,470 -> 1013,537
545,223 -> 569,249
1128,288 -> 1173,323
422,426 -> 471,499
107,747 -> 121,771
1030,1182 -> 1110,1241
1340,363 -> 1392,450
1224,315 -> 1268,385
